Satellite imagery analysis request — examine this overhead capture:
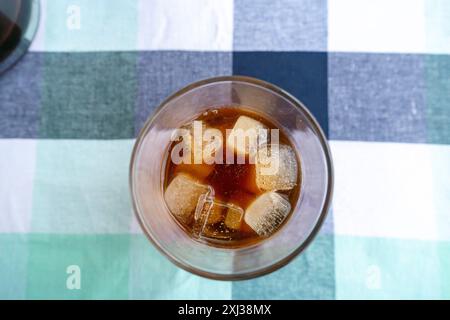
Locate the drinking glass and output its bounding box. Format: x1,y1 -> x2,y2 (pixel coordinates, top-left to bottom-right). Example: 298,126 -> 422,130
130,76 -> 333,280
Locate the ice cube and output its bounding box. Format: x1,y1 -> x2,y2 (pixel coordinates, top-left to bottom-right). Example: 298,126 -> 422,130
255,144 -> 298,191
206,201 -> 224,224
193,194 -> 220,236
174,162 -> 215,180
193,198 -> 244,241
226,115 -> 268,156
244,191 -> 291,237
193,194 -> 224,226
164,173 -> 213,225
224,206 -> 244,230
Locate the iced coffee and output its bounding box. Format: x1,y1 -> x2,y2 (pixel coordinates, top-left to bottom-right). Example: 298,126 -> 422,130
163,107 -> 301,248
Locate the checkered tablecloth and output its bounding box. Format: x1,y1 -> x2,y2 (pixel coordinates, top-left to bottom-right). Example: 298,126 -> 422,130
0,0 -> 449,299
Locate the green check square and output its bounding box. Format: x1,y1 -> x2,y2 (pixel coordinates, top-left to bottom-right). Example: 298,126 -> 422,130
0,234 -> 28,299
232,234 -> 335,299
43,0 -> 138,51
26,234 -> 130,299
129,235 -> 231,299
425,0 -> 450,54
335,236 -> 449,299
425,55 -> 450,144
38,52 -> 137,139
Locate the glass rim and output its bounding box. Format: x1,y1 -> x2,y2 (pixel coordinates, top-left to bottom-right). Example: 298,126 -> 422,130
0,0 -> 40,75
129,75 -> 334,281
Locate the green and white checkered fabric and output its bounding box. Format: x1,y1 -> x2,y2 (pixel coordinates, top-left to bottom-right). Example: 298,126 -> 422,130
0,0 -> 449,299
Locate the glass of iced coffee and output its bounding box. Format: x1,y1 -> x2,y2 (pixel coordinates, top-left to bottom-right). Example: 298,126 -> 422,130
130,76 -> 333,280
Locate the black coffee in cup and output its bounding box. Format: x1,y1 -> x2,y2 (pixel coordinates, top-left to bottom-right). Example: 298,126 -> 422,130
0,0 -> 33,70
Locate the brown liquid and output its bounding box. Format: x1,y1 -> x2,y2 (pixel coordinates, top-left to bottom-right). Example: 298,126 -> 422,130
164,107 -> 301,248
0,0 -> 30,63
